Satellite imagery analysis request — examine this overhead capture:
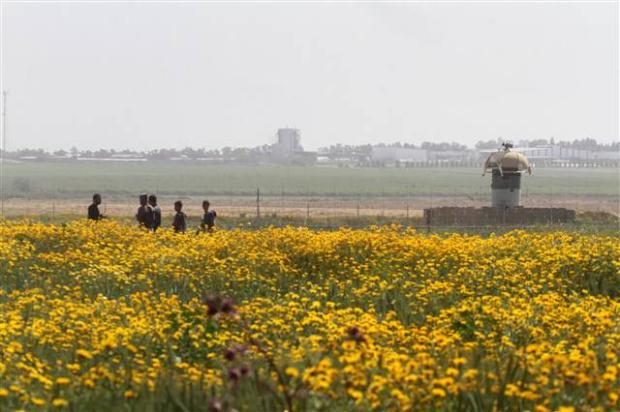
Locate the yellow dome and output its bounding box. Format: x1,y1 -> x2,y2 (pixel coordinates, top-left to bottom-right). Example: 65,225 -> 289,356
483,148 -> 531,175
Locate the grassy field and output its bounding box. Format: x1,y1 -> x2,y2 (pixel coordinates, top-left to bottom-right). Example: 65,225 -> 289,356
3,161 -> 619,199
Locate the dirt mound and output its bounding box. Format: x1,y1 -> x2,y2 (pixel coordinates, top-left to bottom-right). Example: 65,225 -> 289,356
577,211 -> 619,224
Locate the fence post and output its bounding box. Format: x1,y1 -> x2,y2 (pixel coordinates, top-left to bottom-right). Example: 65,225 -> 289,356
256,188 -> 260,219
381,190 -> 385,217
550,188 -> 553,223
427,190 -> 433,234
426,208 -> 431,234
430,189 -> 433,210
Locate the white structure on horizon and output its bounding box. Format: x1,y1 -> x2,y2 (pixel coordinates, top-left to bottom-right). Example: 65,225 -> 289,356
273,128 -> 303,157
518,145 -> 619,163
479,145 -> 619,165
371,146 -> 428,162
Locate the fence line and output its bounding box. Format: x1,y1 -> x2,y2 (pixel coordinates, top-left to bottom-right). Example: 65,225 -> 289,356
1,187 -> 617,225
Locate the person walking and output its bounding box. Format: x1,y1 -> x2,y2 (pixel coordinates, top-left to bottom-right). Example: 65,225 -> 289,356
148,194 -> 162,231
87,193 -> 106,220
200,200 -> 217,232
136,194 -> 154,229
172,200 -> 187,233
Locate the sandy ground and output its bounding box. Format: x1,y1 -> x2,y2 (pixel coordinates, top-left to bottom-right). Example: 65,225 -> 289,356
1,194 -> 617,219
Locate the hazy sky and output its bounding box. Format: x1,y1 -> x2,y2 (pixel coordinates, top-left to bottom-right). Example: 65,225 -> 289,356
1,2 -> 618,151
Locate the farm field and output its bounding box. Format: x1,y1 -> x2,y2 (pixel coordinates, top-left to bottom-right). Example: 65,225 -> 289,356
1,221 -> 619,411
4,162 -> 619,198
3,162 -> 619,219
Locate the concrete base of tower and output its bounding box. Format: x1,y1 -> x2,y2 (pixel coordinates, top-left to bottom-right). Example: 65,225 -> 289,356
492,188 -> 521,208
491,171 -> 522,208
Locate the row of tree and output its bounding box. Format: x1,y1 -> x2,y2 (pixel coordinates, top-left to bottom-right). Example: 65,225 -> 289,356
2,138 -> 617,161
2,146 -> 275,161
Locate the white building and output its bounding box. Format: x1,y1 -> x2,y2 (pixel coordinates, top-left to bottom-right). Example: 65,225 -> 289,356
371,147 -> 428,162
519,146 -> 619,162
479,145 -> 619,166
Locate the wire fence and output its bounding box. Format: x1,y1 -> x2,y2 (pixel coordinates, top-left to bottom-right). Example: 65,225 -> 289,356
1,187 -> 617,233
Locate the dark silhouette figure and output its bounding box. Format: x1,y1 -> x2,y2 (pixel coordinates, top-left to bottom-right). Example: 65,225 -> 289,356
136,194 -> 154,229
201,200 -> 217,232
172,201 -> 187,233
87,193 -> 105,220
148,194 -> 162,231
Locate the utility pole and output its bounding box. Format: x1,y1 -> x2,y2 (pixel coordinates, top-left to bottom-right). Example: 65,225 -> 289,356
1,90 -> 6,218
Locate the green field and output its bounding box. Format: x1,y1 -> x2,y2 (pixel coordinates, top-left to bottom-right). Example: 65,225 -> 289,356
3,161 -> 619,199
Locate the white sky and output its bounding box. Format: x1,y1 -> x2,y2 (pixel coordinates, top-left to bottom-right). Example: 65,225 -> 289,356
1,2 -> 618,151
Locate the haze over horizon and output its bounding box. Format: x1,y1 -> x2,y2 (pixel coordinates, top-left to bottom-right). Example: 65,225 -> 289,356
1,2 -> 618,151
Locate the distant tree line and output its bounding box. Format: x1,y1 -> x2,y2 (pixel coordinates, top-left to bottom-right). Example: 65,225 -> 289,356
2,138 -> 617,161
2,145 -> 275,162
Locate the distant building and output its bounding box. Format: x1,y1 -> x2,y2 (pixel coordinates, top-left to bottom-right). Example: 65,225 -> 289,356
371,146 -> 428,163
273,128 -> 303,157
271,128 -> 316,165
111,153 -> 145,159
509,146 -> 617,162
478,145 -> 619,167
428,150 -> 476,161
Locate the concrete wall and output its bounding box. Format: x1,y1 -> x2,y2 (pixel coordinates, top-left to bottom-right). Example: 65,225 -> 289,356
423,207 -> 576,226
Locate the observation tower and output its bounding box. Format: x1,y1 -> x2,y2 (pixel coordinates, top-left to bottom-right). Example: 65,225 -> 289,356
425,142 -> 575,227
482,143 -> 531,208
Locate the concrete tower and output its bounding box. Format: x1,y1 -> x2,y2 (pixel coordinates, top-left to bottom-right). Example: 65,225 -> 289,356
483,143 -> 531,208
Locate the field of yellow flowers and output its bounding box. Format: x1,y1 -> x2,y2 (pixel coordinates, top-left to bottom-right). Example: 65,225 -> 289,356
1,220 -> 619,411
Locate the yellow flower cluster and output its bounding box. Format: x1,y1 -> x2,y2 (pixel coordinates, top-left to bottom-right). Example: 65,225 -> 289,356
0,220 -> 618,411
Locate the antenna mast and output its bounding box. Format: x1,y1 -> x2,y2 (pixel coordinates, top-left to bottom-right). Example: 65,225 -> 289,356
1,90 -> 6,218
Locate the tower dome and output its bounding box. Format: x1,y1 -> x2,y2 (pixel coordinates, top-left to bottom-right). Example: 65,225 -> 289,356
483,143 -> 531,208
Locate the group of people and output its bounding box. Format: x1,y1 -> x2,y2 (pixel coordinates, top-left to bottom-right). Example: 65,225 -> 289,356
88,193 -> 217,233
